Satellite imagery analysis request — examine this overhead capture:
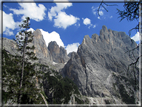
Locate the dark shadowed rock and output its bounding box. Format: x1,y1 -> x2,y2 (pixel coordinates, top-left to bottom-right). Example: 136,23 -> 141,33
61,25 -> 139,104
68,52 -> 73,58
48,41 -> 69,63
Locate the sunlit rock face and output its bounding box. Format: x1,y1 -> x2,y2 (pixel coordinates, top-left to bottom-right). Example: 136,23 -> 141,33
61,25 -> 139,104
33,29 -> 52,63
2,25 -> 140,104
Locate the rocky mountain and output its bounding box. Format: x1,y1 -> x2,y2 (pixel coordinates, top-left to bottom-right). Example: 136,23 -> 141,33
32,29 -> 52,64
1,26 -> 140,104
48,41 -> 69,63
61,25 -> 139,104
1,38 -> 18,55
1,29 -> 69,68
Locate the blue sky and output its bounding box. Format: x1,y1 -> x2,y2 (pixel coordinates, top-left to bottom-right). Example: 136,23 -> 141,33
1,0 -> 140,54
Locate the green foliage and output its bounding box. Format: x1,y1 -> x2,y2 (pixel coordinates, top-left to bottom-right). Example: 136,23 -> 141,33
119,84 -> 135,104
43,70 -> 80,104
2,49 -> 45,104
2,17 -> 81,104
2,49 -> 21,103
75,96 -> 84,104
2,17 -> 46,104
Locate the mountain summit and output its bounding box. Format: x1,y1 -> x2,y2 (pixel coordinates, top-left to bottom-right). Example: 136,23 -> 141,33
1,25 -> 140,104
48,41 -> 69,63
61,25 -> 139,104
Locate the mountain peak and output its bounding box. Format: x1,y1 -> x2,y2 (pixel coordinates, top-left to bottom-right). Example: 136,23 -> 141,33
102,25 -> 107,32
48,41 -> 69,63
61,25 -> 139,103
33,29 -> 43,39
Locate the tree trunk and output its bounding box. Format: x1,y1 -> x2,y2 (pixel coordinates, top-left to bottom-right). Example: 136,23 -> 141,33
17,36 -> 27,104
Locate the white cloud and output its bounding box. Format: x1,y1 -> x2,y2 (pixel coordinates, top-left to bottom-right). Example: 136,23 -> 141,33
54,12 -> 79,29
82,18 -> 96,29
92,6 -> 100,16
2,10 -> 35,36
75,23 -> 80,27
78,23 -> 80,27
40,29 -> 64,47
27,28 -> 35,33
93,24 -> 96,28
3,11 -> 16,31
92,6 -> 106,19
92,6 -> 97,15
48,2 -> 79,29
97,16 -> 100,19
3,11 -> 16,36
65,43 -> 80,54
48,3 -> 72,21
99,11 -> 103,16
10,3 -> 46,21
4,29 -> 14,36
131,32 -> 140,42
83,18 -> 91,25
37,29 -> 80,54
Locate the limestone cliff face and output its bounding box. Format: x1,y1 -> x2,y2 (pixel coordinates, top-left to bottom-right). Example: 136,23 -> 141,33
33,29 -> 52,63
1,29 -> 53,65
48,41 -> 69,63
1,29 -> 69,69
61,25 -> 139,104
1,38 -> 19,56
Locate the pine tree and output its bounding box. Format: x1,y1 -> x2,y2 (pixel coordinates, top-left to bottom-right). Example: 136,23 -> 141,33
2,17 -> 82,105
2,17 -> 47,105
2,49 -> 22,104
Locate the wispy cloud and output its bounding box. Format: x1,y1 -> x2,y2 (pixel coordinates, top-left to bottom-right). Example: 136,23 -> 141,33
4,29 -> 14,36
92,6 -> 104,16
48,2 -> 80,29
93,25 -> 96,28
92,6 -> 114,20
110,16 -> 113,19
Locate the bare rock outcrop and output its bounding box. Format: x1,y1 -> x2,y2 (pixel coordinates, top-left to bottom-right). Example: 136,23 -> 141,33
61,25 -> 139,104
33,29 -> 52,64
48,41 -> 69,64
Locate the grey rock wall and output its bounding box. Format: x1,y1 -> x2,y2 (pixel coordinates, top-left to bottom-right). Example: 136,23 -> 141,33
32,29 -> 52,64
61,25 -> 139,104
48,41 -> 69,63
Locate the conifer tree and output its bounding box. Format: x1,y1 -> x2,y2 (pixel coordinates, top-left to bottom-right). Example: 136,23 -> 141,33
2,17 -> 47,105
2,17 -> 82,105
